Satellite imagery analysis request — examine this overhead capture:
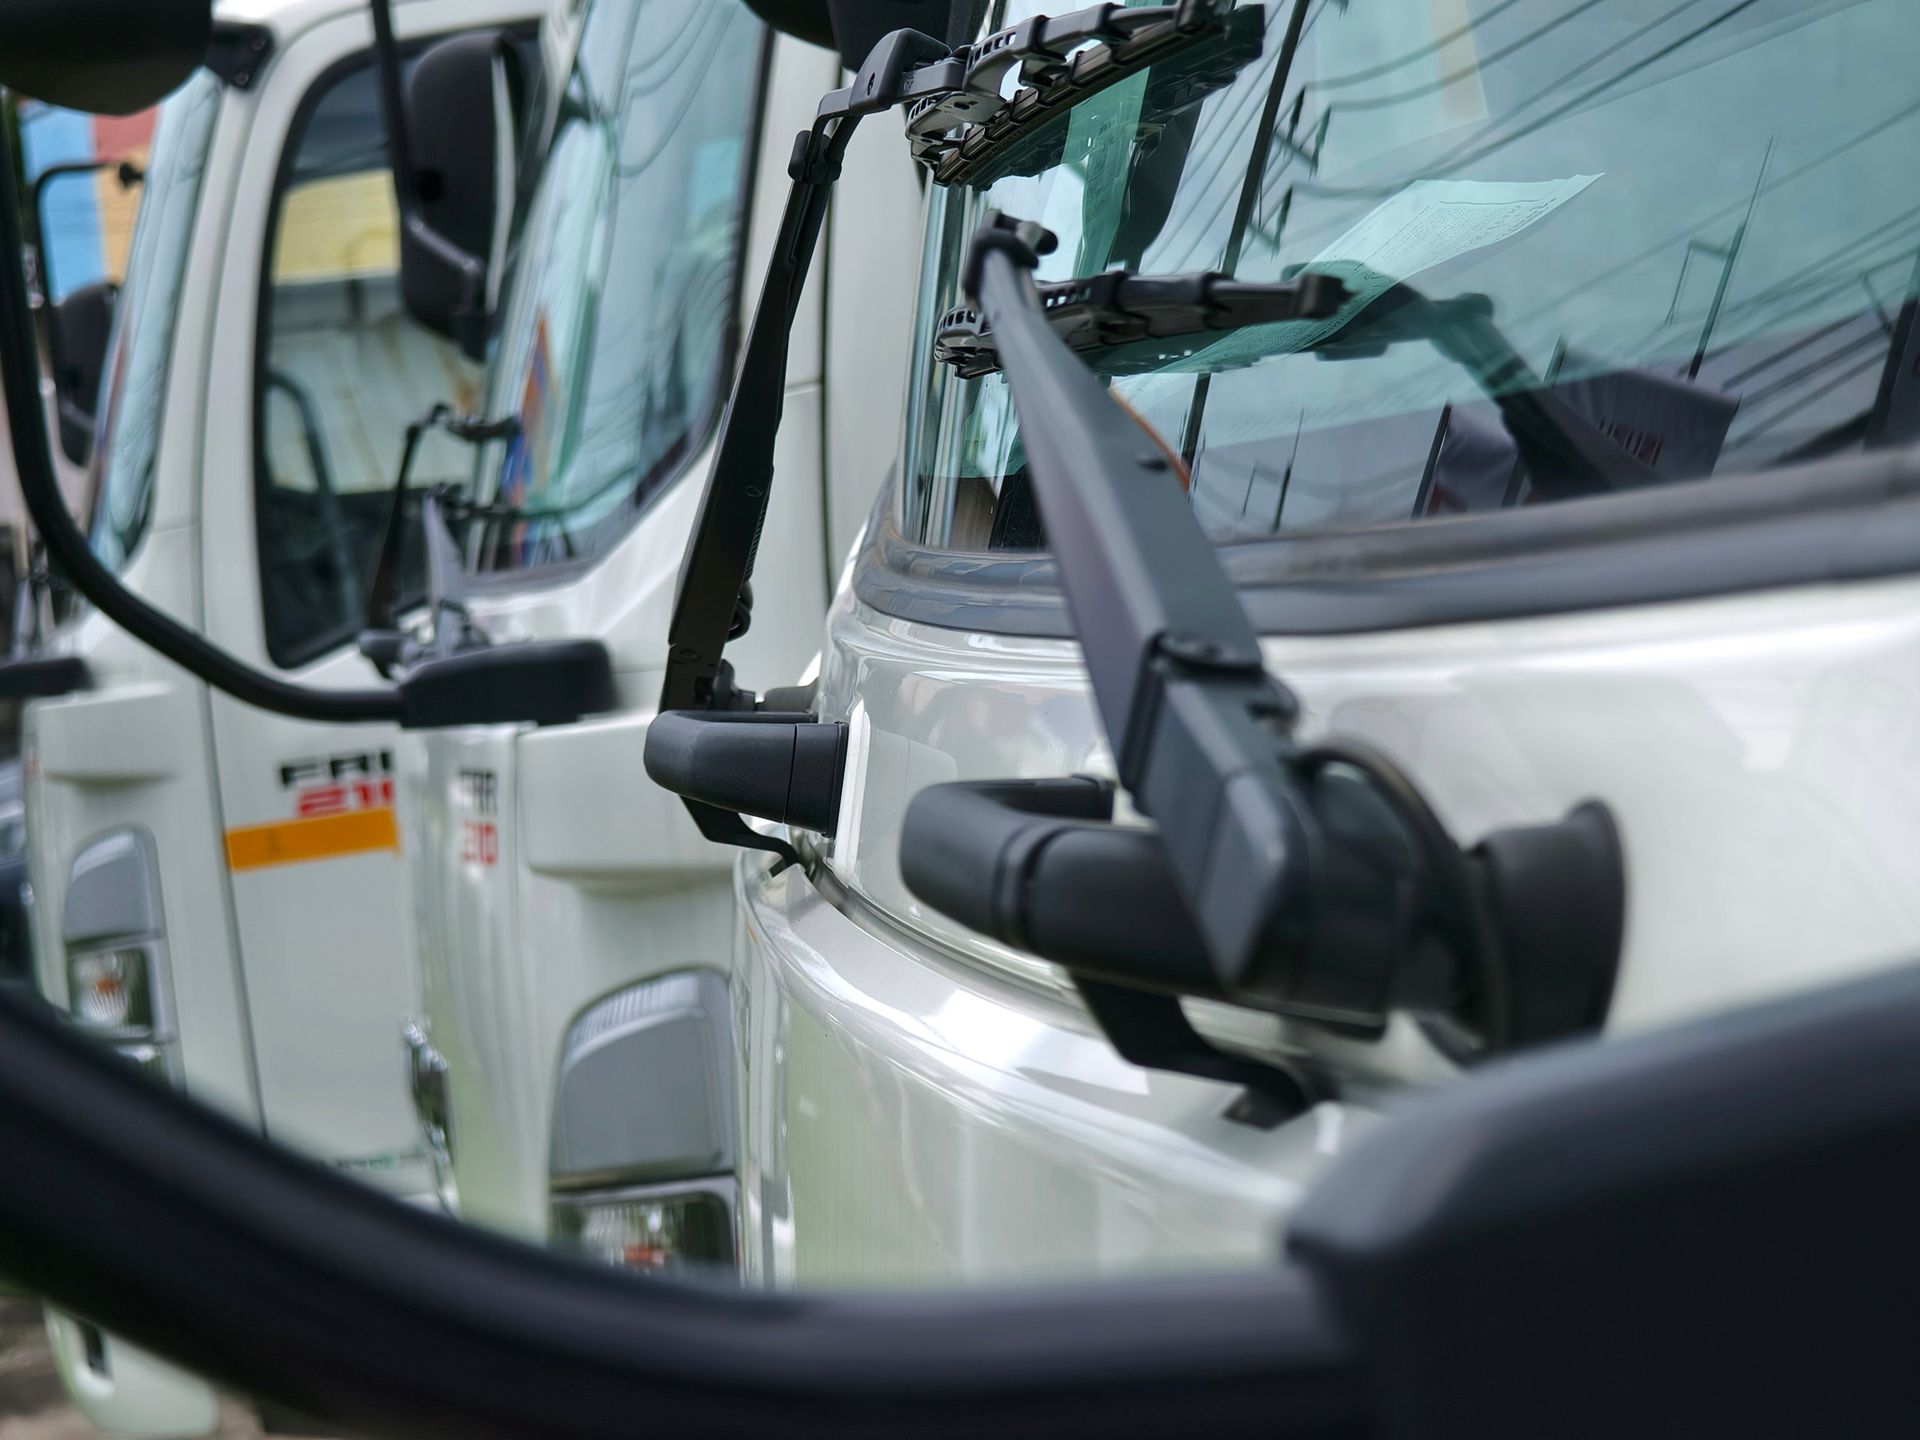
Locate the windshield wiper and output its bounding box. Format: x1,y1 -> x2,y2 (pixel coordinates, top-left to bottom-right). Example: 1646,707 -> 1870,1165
934,267 -> 1350,378
937,267 -> 1652,498
898,213 -> 1627,1104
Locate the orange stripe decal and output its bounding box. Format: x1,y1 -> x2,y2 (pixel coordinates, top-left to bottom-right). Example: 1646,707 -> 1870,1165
224,807 -> 400,871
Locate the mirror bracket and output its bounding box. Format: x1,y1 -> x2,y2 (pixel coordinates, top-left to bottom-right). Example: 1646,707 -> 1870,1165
203,22 -> 273,90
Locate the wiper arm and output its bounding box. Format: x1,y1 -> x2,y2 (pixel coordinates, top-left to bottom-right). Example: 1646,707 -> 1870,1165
654,3 -> 1259,867
899,214 -> 1626,1100
663,3 -> 1251,712
938,266 -> 1650,498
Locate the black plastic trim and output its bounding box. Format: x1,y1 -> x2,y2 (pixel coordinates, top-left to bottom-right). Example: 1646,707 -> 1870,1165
204,21 -> 273,90
0,654 -> 91,701
0,984 -> 1365,1440
858,442 -> 1920,638
645,710 -> 848,835
1290,960 -> 1920,1439
398,640 -> 616,730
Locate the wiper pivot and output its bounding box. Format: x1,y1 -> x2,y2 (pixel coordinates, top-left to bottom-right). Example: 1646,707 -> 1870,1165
935,266 -> 1349,379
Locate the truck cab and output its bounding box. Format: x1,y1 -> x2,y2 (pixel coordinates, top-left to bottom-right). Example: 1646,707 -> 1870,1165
15,0 -> 534,1429
387,0 -> 931,1258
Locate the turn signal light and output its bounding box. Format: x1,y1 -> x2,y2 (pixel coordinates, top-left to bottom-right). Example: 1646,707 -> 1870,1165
67,947 -> 154,1033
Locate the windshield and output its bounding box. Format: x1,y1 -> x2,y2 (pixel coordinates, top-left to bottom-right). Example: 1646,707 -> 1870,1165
87,71 -> 220,571
464,0 -> 765,575
904,0 -> 1920,550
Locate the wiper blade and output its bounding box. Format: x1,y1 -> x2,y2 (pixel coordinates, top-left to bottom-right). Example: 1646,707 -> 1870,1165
934,267 -> 1350,380
938,264 -> 1651,497
656,24 -> 961,867
910,0 -> 1263,188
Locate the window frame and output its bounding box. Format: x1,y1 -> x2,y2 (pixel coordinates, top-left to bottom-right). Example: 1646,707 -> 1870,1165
250,42 -> 422,671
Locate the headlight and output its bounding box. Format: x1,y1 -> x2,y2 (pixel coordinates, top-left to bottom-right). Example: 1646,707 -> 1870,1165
68,946 -> 156,1033
550,1183 -> 736,1276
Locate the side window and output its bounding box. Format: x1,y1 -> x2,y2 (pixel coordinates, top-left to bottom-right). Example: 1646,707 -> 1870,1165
87,73 -> 221,573
255,55 -> 483,669
468,0 -> 766,575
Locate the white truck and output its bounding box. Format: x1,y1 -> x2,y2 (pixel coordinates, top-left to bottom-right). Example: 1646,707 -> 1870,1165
2,0 -> 930,1422
5,0 -> 536,1428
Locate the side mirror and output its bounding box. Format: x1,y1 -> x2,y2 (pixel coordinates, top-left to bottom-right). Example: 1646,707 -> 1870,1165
29,161 -> 140,466
0,0 -> 212,114
389,29 -> 520,362
46,283 -> 115,466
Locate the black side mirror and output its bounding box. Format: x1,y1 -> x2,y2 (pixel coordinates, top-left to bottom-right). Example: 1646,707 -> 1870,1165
377,20 -> 519,362
28,160 -> 140,466
46,282 -> 115,466
0,0 -> 212,114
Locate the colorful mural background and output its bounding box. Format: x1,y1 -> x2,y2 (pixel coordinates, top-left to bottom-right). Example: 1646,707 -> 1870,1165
17,102 -> 156,302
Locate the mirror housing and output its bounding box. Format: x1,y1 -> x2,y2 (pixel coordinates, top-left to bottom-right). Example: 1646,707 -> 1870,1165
46,282 -> 115,466
0,0 -> 213,114
397,32 -> 517,362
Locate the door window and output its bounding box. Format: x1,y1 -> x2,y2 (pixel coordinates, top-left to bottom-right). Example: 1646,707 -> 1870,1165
86,72 -> 221,573
255,54 -> 484,669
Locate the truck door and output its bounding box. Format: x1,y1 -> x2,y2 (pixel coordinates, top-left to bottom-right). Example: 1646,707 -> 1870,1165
197,2 -> 531,1180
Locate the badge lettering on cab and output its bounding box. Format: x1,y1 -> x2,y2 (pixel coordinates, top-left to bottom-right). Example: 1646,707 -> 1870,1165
278,750 -> 395,818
